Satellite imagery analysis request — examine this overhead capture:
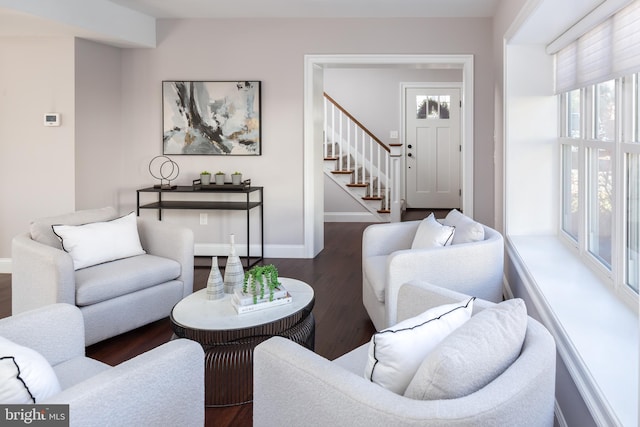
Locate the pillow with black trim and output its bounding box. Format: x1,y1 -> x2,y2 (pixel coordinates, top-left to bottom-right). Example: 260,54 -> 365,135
52,211 -> 145,270
363,297 -> 474,394
0,336 -> 61,403
441,209 -> 484,244
404,298 -> 528,400
411,213 -> 455,249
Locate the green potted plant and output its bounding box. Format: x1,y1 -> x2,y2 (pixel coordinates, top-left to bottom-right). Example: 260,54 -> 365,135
200,170 -> 211,185
243,264 -> 281,304
215,171 -> 225,185
232,171 -> 243,185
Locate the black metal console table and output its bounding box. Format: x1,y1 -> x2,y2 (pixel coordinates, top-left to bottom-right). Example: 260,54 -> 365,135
136,184 -> 263,267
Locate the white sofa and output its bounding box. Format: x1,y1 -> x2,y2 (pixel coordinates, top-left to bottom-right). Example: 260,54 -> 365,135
362,217 -> 504,330
0,303 -> 204,427
11,206 -> 194,345
254,281 -> 556,427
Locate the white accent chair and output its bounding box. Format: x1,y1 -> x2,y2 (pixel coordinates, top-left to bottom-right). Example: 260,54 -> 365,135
362,220 -> 504,330
254,281 -> 556,427
0,303 -> 204,427
11,207 -> 194,345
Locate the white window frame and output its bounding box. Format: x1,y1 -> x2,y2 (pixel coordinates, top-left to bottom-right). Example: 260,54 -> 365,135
559,74 -> 640,307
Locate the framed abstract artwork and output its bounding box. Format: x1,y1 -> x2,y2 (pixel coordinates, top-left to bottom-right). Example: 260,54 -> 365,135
162,81 -> 261,155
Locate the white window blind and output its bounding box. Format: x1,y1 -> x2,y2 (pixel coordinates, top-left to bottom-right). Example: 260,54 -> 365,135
613,1 -> 640,76
556,0 -> 640,93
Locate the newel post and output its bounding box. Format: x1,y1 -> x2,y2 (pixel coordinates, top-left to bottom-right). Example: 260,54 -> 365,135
389,143 -> 403,222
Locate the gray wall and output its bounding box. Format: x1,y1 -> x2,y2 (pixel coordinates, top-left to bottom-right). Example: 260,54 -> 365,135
0,17 -> 494,263
0,37 -> 76,261
75,39 -> 124,210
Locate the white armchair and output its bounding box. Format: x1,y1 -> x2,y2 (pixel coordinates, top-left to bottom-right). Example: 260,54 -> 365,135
254,281 -> 556,427
11,206 -> 194,345
0,303 -> 204,427
362,219 -> 504,330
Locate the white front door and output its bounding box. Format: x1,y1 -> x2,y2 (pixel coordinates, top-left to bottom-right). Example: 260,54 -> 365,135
405,86 -> 461,209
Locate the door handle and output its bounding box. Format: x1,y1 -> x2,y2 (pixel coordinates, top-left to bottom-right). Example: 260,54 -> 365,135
407,153 -> 413,157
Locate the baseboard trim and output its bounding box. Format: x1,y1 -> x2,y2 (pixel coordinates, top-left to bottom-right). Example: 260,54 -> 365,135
324,212 -> 379,222
555,399 -> 568,427
0,259 -> 11,274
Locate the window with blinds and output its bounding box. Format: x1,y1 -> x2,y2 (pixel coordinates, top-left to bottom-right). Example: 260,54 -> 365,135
556,0 -> 640,93
557,1 -> 640,298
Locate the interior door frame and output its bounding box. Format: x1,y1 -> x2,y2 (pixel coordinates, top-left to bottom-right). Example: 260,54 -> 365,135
401,82 -> 464,209
303,54 -> 474,258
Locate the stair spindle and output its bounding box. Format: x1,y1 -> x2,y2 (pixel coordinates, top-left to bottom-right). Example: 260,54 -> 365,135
323,93 -> 392,221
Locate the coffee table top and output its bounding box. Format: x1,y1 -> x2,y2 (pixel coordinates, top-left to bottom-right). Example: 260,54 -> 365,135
171,277 -> 314,331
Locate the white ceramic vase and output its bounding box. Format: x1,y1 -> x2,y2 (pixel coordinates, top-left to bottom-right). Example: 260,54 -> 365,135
206,256 -> 224,300
223,234 -> 244,294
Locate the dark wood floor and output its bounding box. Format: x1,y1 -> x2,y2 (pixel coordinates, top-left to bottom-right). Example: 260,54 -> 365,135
0,209 -> 438,427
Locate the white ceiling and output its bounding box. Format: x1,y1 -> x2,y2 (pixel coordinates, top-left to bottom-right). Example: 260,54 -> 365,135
511,0 -> 604,45
0,0 -> 615,49
0,0 -> 501,47
106,0 -> 501,19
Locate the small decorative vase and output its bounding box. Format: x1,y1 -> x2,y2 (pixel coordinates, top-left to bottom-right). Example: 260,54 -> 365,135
215,173 -> 225,185
200,174 -> 211,185
232,173 -> 242,185
223,234 -> 244,294
206,256 -> 224,300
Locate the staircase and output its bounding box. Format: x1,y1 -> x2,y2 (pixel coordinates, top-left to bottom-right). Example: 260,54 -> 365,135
324,93 -> 391,222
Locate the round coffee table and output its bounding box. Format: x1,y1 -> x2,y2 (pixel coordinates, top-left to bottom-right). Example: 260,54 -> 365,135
170,277 -> 315,407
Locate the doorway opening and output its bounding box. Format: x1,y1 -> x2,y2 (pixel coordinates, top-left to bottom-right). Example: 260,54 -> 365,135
303,54 -> 474,257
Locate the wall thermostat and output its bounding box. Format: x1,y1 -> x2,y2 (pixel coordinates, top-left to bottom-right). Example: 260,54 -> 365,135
44,113 -> 60,127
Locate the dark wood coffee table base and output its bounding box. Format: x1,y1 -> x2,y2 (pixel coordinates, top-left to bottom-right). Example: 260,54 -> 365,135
171,301 -> 315,407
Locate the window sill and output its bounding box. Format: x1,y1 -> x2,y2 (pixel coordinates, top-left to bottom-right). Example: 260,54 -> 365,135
506,235 -> 638,427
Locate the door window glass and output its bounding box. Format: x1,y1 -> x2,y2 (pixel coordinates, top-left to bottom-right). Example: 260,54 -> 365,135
416,96 -> 427,119
416,95 -> 450,119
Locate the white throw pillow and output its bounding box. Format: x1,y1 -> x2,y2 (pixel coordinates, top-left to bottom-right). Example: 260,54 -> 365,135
411,213 -> 455,249
0,336 -> 61,403
404,298 -> 528,400
441,209 -> 484,244
52,212 -> 145,270
364,297 -> 474,394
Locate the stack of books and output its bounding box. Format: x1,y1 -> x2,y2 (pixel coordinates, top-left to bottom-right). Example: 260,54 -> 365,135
231,284 -> 292,314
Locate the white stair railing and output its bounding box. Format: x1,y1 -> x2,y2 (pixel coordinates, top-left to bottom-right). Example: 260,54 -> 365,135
323,93 -> 390,214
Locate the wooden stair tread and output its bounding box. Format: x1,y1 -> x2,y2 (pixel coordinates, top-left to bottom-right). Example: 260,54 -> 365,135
324,127 -> 389,219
